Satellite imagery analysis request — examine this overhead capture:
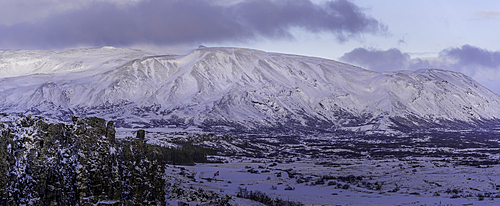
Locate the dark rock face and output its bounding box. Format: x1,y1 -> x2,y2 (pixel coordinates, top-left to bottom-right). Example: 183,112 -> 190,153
0,115 -> 168,205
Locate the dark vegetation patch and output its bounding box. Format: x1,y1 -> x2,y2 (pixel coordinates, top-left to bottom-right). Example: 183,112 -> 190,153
207,130 -> 500,161
236,187 -> 304,206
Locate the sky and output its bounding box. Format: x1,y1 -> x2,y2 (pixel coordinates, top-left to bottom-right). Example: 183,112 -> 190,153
0,0 -> 499,94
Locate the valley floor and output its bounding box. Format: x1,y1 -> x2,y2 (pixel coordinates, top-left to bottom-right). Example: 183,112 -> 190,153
115,129 -> 500,205
165,156 -> 500,206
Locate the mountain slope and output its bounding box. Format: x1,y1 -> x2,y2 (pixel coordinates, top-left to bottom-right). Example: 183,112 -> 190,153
1,46 -> 499,133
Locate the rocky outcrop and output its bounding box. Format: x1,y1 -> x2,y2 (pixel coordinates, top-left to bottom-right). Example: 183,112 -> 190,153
0,115 -> 169,205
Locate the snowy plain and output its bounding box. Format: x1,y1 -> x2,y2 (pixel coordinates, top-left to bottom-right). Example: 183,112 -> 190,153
145,128 -> 500,206
165,156 -> 500,205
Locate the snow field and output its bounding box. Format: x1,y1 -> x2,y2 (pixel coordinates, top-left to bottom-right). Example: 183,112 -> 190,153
165,157 -> 500,205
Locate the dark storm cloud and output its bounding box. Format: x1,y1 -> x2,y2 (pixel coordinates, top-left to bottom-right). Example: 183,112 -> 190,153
0,0 -> 386,49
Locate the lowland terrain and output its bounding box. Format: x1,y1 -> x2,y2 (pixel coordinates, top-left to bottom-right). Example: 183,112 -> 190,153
140,128 -> 500,205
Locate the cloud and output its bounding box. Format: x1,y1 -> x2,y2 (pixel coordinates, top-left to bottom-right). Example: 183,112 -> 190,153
340,45 -> 500,95
440,44 -> 500,68
0,0 -> 386,50
0,0 -> 143,26
471,11 -> 500,20
339,47 -> 410,72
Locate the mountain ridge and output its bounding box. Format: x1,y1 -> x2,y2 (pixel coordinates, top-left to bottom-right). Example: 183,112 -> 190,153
1,46 -> 499,134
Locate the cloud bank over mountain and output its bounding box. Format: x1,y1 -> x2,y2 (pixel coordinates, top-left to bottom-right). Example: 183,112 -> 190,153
0,0 -> 386,50
340,45 -> 500,95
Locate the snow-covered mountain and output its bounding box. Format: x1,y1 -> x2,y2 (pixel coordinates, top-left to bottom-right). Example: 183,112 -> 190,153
1,46 -> 499,133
